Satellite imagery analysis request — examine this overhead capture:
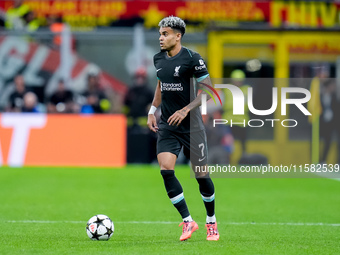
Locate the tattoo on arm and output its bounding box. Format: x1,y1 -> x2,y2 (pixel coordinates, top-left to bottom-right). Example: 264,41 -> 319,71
179,109 -> 186,117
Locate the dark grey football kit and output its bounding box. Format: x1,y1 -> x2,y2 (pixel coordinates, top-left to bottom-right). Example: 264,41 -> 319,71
154,47 -> 209,165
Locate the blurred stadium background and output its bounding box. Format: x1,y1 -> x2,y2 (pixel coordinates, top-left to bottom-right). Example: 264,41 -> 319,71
0,0 -> 339,167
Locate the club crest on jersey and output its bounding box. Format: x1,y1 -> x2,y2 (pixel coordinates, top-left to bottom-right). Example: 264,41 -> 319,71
174,66 -> 181,77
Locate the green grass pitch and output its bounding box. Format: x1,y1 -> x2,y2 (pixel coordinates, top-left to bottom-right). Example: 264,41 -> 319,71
0,165 -> 339,254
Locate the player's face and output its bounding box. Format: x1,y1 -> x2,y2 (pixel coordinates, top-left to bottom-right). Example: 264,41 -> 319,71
159,27 -> 181,52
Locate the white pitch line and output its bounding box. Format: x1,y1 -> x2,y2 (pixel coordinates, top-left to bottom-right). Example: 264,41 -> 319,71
7,220 -> 84,224
5,220 -> 340,227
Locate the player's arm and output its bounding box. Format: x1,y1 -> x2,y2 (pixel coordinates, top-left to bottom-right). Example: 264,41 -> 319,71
168,76 -> 213,126
147,80 -> 161,132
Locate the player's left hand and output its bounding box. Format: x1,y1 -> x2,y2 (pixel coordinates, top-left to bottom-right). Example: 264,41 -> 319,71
168,107 -> 189,126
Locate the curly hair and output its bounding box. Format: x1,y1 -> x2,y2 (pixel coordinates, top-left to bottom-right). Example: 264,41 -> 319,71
158,16 -> 186,36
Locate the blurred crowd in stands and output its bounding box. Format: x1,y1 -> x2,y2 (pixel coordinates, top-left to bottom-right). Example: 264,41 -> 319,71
5,73 -> 119,114
0,0 -> 123,115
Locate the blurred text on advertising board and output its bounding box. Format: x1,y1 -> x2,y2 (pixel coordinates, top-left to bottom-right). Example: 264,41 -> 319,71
1,1 -> 339,30
0,114 -> 126,167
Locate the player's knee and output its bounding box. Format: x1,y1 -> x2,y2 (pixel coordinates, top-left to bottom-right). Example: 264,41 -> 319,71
194,166 -> 210,178
192,165 -> 209,177
195,172 -> 210,179
159,162 -> 175,171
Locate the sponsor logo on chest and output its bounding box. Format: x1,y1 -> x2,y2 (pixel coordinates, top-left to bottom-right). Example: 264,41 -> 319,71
161,82 -> 183,92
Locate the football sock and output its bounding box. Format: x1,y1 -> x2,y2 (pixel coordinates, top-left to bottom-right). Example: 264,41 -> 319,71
161,170 -> 191,220
206,215 -> 216,224
183,215 -> 193,222
196,175 -> 215,218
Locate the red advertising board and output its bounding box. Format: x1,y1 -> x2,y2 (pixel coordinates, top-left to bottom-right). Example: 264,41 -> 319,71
1,1 -> 339,29
0,114 -> 127,167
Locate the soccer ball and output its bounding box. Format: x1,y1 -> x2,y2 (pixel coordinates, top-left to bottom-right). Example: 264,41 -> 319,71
86,214 -> 114,240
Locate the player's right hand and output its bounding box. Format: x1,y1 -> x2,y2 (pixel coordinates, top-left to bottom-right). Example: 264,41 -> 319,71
147,114 -> 159,133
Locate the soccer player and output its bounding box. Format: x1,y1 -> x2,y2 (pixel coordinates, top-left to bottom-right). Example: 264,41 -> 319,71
147,16 -> 219,241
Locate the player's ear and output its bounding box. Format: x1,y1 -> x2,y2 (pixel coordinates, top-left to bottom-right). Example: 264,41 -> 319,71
176,32 -> 182,41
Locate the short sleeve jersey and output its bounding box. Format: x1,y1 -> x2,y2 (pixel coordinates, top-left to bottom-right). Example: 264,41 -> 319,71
153,47 -> 209,133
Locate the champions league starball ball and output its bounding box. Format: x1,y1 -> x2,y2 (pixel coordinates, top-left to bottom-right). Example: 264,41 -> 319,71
86,214 -> 114,240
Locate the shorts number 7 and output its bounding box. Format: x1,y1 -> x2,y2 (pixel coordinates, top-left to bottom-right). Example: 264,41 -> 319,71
198,143 -> 204,157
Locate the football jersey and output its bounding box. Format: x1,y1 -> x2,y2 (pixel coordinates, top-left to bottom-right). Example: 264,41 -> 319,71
153,47 -> 209,133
